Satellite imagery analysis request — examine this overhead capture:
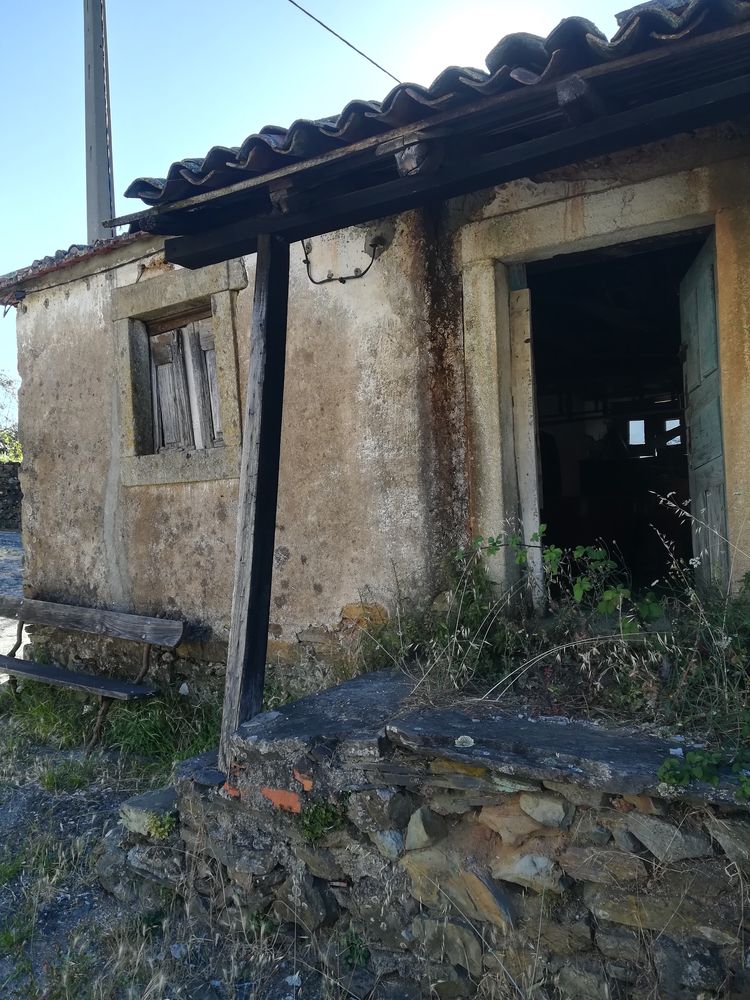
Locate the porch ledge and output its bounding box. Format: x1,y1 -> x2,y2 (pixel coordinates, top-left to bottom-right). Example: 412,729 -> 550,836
223,670 -> 744,807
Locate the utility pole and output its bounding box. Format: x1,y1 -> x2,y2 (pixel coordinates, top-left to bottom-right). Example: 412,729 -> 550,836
84,0 -> 115,243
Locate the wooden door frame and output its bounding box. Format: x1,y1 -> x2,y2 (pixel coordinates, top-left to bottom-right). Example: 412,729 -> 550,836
459,160 -> 750,590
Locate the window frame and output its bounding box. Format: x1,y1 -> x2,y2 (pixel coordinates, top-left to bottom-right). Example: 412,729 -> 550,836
113,259 -> 246,486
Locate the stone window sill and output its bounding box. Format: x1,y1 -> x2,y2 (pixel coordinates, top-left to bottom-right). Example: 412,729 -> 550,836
121,446 -> 240,487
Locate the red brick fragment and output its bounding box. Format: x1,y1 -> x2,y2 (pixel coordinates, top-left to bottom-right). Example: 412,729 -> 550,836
293,769 -> 314,792
261,786 -> 302,813
222,782 -> 241,799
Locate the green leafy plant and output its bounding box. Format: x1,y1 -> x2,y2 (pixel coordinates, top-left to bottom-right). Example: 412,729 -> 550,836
146,812 -> 176,840
299,800 -> 347,843
658,749 -> 724,787
339,928 -> 370,969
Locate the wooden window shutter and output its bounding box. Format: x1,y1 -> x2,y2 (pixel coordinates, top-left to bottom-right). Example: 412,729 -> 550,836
149,330 -> 194,451
182,319 -> 223,449
199,324 -> 224,446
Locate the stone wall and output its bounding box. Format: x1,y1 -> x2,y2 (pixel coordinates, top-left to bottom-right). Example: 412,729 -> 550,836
100,673 -> 750,999
0,461 -> 21,529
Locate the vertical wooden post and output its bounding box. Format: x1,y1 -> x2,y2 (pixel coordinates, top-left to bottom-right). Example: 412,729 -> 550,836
220,234 -> 290,770
83,0 -> 115,242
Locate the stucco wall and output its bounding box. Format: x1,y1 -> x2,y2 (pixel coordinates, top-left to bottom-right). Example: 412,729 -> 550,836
16,210 -> 466,680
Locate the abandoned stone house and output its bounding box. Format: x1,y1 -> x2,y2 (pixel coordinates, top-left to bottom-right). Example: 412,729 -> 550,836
4,3 -> 750,997
3,2 -> 750,701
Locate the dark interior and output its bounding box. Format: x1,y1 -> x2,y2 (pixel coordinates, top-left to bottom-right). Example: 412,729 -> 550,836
528,234 -> 707,587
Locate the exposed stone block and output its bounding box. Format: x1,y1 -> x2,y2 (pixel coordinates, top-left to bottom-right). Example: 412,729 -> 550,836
294,843 -> 345,881
347,788 -> 413,832
405,807 -> 448,851
427,964 -> 476,999
477,799 -> 548,846
583,885 -> 739,944
372,978 -> 421,1000
555,959 -> 611,1000
400,847 -> 515,930
706,814 -> 750,868
652,936 -> 725,998
621,793 -> 665,814
368,829 -> 404,861
126,843 -> 184,888
351,892 -> 412,952
337,966 -> 378,1000
519,792 -> 575,829
570,810 -> 612,847
411,915 -> 483,977
428,792 -> 502,815
119,786 -> 177,838
624,813 -> 712,863
594,923 -> 642,963
544,780 -> 608,808
559,846 -> 649,884
272,875 -> 336,930
612,826 -> 642,853
491,849 -> 565,893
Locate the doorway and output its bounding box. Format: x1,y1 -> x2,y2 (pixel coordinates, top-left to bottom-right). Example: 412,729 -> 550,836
527,234 -> 714,587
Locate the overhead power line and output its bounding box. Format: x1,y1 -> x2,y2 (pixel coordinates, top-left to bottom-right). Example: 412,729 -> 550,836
286,0 -> 402,86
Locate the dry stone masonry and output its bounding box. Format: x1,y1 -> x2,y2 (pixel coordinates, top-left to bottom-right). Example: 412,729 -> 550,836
100,673 -> 750,999
0,461 -> 21,529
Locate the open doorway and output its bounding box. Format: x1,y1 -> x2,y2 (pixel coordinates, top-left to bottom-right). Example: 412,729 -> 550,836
527,233 -> 710,587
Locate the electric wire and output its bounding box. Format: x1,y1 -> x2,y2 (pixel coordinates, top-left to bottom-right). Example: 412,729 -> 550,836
285,0 -> 402,85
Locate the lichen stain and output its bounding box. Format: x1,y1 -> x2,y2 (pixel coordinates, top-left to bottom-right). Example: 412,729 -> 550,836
411,205 -> 469,563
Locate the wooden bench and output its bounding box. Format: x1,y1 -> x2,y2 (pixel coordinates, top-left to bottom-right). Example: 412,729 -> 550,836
0,596 -> 184,750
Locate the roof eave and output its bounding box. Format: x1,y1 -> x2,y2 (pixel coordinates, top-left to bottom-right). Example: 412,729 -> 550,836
111,20 -> 750,252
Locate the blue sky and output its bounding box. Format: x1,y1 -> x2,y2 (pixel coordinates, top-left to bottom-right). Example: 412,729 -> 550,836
0,0 -> 626,404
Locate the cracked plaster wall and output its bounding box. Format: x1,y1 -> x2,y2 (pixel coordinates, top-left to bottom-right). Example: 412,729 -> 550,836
16,211 -> 466,679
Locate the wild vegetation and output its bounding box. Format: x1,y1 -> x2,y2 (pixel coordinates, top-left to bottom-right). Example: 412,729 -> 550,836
367,506 -> 750,782
0,370 -> 21,462
0,683 -> 221,785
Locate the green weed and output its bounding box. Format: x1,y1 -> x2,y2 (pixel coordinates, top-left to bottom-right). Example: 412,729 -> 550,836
365,518 -> 750,756
0,681 -> 89,748
104,693 -> 221,766
145,812 -> 176,840
339,928 -> 370,969
300,800 -> 347,843
0,851 -> 24,885
39,758 -> 96,792
0,683 -> 221,780
0,909 -> 34,953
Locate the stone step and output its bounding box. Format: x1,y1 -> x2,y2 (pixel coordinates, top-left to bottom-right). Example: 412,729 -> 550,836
120,786 -> 178,839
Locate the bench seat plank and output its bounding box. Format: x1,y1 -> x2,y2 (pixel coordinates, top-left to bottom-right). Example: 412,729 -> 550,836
0,597 -> 183,648
0,656 -> 157,701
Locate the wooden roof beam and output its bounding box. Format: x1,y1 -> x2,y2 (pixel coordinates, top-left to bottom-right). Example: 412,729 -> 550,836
165,72 -> 750,269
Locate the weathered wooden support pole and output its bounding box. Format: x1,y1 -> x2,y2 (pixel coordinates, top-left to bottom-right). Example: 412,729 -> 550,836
220,234 -> 290,770
83,0 -> 115,242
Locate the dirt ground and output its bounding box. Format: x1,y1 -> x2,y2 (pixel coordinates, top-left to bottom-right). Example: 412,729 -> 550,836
0,719 -> 346,1000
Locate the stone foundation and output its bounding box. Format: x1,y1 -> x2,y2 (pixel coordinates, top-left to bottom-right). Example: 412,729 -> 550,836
101,673 -> 750,999
25,603 -> 381,704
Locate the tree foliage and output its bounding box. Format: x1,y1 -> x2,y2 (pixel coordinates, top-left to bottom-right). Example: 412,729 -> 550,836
0,372 -> 20,463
